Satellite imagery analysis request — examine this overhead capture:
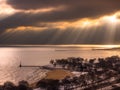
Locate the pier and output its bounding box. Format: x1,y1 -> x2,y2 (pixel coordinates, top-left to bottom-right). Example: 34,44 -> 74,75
19,62 -> 56,70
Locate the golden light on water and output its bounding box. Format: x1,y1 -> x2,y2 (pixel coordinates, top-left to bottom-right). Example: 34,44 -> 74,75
102,45 -> 120,49
0,48 -> 17,65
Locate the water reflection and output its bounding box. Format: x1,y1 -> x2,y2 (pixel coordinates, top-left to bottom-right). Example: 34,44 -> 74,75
0,45 -> 120,84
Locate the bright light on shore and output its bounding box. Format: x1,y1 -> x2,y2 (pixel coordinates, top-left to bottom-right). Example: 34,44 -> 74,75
103,45 -> 120,48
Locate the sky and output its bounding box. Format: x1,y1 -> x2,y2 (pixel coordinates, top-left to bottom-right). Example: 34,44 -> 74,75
0,0 -> 120,45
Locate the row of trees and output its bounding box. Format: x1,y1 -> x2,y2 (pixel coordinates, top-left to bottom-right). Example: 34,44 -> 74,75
50,56 -> 120,72
1,56 -> 120,90
0,80 -> 32,90
49,56 -> 120,90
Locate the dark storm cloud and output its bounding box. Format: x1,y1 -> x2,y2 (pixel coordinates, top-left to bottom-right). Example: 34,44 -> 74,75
0,8 -> 104,34
0,12 -> 51,33
0,0 -> 120,33
7,0 -> 120,11
1,0 -> 120,44
7,0 -> 120,18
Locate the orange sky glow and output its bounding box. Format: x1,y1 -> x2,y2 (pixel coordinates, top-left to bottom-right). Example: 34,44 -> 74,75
5,11 -> 120,32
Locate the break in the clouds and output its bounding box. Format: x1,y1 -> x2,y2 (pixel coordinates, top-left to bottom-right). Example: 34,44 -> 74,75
1,0 -> 120,44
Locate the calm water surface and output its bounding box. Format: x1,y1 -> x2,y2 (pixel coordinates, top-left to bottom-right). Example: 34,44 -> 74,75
0,45 -> 120,84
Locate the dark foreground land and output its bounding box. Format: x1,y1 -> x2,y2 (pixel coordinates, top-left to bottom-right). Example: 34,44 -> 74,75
0,56 -> 120,90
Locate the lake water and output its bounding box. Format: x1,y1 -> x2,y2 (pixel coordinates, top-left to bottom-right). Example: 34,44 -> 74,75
0,45 -> 120,84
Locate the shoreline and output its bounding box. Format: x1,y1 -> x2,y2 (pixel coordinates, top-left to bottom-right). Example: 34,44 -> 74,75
0,55 -> 120,90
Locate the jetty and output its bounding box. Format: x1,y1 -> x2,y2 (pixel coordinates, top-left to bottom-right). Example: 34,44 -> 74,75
19,62 -> 57,70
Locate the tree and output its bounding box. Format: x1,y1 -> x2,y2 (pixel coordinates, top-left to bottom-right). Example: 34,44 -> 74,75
3,81 -> 16,90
